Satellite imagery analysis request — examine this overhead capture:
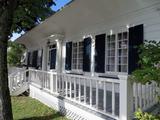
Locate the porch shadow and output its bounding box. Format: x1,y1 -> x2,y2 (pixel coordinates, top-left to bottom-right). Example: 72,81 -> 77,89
18,112 -> 64,120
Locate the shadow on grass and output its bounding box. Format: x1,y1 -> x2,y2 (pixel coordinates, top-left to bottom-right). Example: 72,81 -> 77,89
18,112 -> 64,120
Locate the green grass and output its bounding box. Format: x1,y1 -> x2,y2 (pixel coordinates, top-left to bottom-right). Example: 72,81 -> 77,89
12,96 -> 68,120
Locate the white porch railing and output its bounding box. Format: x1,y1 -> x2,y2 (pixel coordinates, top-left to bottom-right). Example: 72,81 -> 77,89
29,69 -> 120,119
9,70 -> 29,95
28,69 -> 159,120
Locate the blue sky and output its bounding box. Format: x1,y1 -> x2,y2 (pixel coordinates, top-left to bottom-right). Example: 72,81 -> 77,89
11,0 -> 71,41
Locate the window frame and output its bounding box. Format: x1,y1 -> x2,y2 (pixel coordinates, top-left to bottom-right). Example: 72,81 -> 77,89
71,40 -> 84,73
48,44 -> 57,70
105,29 -> 129,75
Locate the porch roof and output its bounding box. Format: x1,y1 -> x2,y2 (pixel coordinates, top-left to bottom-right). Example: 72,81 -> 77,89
15,0 -> 160,48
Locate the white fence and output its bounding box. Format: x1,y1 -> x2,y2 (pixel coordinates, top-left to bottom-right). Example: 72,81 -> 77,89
133,82 -> 158,112
28,69 -> 159,120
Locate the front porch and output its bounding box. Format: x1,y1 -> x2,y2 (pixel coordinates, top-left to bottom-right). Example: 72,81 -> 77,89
9,68 -> 159,120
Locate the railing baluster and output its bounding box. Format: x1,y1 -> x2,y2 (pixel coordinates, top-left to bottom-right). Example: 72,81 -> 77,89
62,75 -> 64,96
90,79 -> 92,106
112,83 -> 115,116
74,77 -> 76,100
50,73 -> 53,93
70,77 -> 72,98
103,81 -> 106,112
96,80 -> 98,109
65,76 -> 68,97
84,78 -> 86,104
59,75 -> 61,93
79,78 -> 81,102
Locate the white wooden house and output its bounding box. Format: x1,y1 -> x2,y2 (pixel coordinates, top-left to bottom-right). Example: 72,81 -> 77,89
10,0 -> 160,120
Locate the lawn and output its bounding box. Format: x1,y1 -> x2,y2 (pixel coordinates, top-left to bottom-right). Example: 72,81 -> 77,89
11,96 -> 68,120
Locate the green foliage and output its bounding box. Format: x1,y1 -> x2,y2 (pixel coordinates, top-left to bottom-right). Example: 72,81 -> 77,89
7,41 -> 25,66
135,109 -> 160,120
130,40 -> 160,84
131,40 -> 160,119
12,0 -> 56,33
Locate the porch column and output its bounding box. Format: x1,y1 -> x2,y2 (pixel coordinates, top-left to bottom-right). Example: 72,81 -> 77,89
91,36 -> 95,76
119,75 -> 133,120
42,44 -> 48,71
56,40 -> 62,73
61,40 -> 66,73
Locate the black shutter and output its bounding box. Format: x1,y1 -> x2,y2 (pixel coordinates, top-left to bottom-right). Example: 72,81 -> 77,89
27,52 -> 31,67
95,34 -> 106,73
128,24 -> 144,74
40,49 -> 43,69
37,49 -> 43,69
65,42 -> 72,70
83,37 -> 92,72
32,50 -> 38,68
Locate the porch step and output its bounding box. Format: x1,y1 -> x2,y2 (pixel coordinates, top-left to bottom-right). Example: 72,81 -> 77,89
11,83 -> 29,96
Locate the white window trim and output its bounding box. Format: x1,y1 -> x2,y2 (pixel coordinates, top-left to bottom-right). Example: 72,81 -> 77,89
48,44 -> 57,71
71,40 -> 84,73
104,28 -> 129,75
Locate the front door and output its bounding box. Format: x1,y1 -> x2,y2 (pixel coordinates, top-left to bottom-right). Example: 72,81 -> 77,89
50,49 -> 56,69
48,44 -> 57,70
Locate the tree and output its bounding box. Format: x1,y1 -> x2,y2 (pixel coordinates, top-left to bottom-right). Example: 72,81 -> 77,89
0,0 -> 55,119
7,41 -> 25,66
130,40 -> 160,84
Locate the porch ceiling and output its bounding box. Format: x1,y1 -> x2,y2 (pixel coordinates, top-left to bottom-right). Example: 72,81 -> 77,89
15,0 -> 160,47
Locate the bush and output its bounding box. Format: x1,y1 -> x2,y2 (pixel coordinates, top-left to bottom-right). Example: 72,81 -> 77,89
135,109 -> 160,120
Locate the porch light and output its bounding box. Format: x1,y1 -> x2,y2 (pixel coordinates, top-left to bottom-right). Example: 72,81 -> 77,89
55,39 -> 58,42
110,30 -> 113,35
126,24 -> 130,29
50,34 -> 55,38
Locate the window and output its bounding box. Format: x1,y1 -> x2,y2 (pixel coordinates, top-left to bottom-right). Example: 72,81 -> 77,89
117,32 -> 128,72
72,41 -> 84,70
105,31 -> 128,73
106,34 -> 116,72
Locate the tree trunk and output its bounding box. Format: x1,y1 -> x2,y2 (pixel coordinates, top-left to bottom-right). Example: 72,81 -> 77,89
0,0 -> 17,119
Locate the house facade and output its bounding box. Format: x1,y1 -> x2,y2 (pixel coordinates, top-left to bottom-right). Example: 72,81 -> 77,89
13,0 -> 160,120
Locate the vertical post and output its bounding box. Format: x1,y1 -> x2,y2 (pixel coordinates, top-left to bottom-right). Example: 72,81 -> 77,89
74,78 -> 76,100
70,78 -> 72,98
50,73 -> 53,93
79,78 -> 81,102
134,83 -> 138,111
65,76 -> 68,97
90,79 -> 92,106
62,75 -> 64,96
103,81 -> 106,112
96,80 -> 98,109
139,84 -> 142,108
55,74 -> 58,93
119,75 -> 133,120
91,36 -> 95,76
42,44 -> 48,71
84,79 -> 86,104
143,85 -> 146,109
112,83 -> 115,116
